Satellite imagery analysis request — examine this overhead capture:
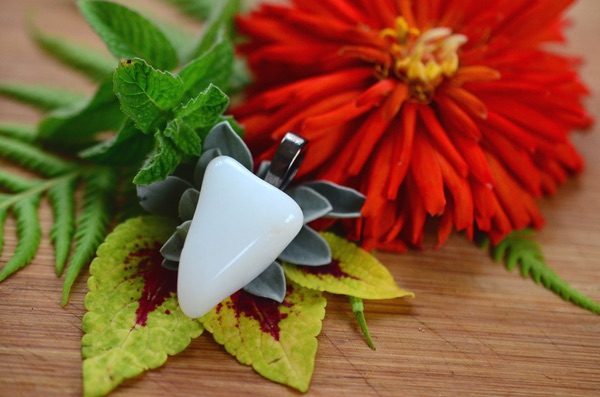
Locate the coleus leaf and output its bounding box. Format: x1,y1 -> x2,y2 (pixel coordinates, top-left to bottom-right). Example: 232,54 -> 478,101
283,232 -> 414,300
82,216 -> 203,397
79,0 -> 178,70
113,58 -> 183,135
201,283 -> 326,392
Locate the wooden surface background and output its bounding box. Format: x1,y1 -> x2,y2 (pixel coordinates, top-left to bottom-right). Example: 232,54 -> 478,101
1,1 -> 599,396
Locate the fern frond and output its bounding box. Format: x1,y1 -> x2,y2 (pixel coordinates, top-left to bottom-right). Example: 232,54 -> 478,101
0,204 -> 7,257
0,135 -> 74,177
0,82 -> 84,111
62,167 -> 118,305
0,195 -> 42,282
493,229 -> 600,314
0,123 -> 37,142
0,170 -> 42,192
48,175 -> 78,276
30,26 -> 115,81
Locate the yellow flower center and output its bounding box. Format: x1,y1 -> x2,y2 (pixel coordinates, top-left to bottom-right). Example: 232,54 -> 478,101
379,17 -> 467,102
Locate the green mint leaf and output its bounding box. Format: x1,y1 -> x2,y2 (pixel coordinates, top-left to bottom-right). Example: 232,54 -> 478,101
179,38 -> 234,97
83,216 -> 203,397
188,0 -> 240,60
114,58 -> 183,135
349,296 -> 376,350
79,120 -> 154,166
163,118 -> 201,157
161,0 -> 213,21
62,167 -> 118,305
0,82 -> 85,111
493,229 -> 600,314
201,283 -> 326,392
38,78 -> 125,143
133,132 -> 182,185
30,24 -> 115,81
176,83 -> 229,130
79,0 -> 178,70
284,232 -> 414,300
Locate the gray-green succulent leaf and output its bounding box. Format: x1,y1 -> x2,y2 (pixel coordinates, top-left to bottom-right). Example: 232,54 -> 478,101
278,225 -> 332,266
202,121 -> 253,171
302,181 -> 365,218
286,186 -> 332,223
193,147 -> 221,187
178,188 -> 200,221
242,261 -> 286,302
137,175 -> 194,218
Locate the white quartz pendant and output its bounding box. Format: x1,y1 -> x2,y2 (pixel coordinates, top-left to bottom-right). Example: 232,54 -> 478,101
177,156 -> 304,318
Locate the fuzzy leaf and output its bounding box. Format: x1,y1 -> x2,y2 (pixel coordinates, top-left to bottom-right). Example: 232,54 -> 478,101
31,25 -> 115,81
493,229 -> 600,314
178,188 -> 199,221
303,181 -> 365,218
284,232 -> 414,300
176,83 -> 229,130
38,79 -> 125,143
133,133 -> 183,185
202,121 -> 251,170
0,195 -> 42,282
79,0 -> 178,70
62,167 -> 118,305
201,283 -> 325,392
82,216 -> 202,397
179,39 -> 234,97
286,186 -> 332,223
0,123 -> 36,142
79,121 -> 154,166
0,82 -> 84,111
0,135 -> 74,177
48,175 -> 77,276
243,262 -> 287,302
137,176 -> 193,218
279,226 -> 331,266
193,148 -> 221,187
113,58 -> 183,135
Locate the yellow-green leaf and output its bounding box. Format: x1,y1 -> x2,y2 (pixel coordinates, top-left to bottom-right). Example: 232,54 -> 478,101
200,283 -> 326,392
284,232 -> 414,300
82,216 -> 203,397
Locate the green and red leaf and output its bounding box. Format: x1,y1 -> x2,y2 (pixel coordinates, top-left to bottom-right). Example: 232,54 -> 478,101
200,283 -> 326,392
82,216 -> 203,397
283,232 -> 414,300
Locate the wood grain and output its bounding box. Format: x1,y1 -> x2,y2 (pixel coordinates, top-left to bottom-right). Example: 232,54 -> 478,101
1,1 -> 599,396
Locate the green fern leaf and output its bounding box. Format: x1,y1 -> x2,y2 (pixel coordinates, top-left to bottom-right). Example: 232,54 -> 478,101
0,136 -> 75,176
493,229 -> 600,314
62,167 -> 117,305
30,25 -> 115,81
0,205 -> 7,257
0,195 -> 42,282
0,82 -> 84,111
0,123 -> 36,142
48,175 -> 78,276
0,170 -> 41,192
0,137 -> 74,176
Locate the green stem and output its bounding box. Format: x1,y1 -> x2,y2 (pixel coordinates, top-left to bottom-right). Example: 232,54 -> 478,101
349,296 -> 376,350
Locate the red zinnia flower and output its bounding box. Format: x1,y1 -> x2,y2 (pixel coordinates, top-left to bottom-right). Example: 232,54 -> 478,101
232,0 -> 592,251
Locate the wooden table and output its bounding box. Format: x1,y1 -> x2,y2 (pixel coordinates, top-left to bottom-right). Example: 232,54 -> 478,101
1,1 -> 599,396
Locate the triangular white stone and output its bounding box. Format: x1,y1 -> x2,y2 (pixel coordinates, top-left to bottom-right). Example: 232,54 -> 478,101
177,156 -> 304,318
